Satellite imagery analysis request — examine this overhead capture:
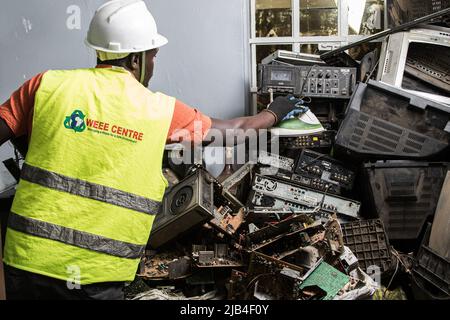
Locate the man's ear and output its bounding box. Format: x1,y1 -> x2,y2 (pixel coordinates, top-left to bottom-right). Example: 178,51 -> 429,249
129,53 -> 140,72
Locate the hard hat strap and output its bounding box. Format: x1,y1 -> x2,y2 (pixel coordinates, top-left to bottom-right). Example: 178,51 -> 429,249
140,51 -> 146,85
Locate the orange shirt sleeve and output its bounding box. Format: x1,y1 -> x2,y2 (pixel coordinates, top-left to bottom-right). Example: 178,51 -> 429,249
0,73 -> 45,139
167,100 -> 212,143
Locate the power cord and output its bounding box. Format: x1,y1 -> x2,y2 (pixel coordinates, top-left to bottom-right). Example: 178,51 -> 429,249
364,58 -> 380,83
383,253 -> 400,298
382,247 -> 416,299
298,64 -> 319,101
319,184 -> 331,209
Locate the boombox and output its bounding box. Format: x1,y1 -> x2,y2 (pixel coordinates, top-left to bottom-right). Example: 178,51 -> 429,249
148,168 -> 215,249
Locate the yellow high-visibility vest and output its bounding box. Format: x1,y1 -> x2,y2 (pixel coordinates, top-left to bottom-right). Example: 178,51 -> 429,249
3,67 -> 175,284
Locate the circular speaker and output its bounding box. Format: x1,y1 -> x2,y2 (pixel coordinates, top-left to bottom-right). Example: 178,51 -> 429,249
170,186 -> 193,215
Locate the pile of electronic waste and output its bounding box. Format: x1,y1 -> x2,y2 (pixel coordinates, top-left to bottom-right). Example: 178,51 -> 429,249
132,145 -> 448,300
133,160 -> 381,301
128,9 -> 450,301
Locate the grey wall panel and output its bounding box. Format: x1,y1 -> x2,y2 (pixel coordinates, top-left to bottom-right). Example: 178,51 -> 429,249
0,0 -> 101,100
148,0 -> 251,119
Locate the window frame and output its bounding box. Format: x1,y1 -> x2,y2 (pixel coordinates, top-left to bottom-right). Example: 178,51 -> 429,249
249,0 -> 387,108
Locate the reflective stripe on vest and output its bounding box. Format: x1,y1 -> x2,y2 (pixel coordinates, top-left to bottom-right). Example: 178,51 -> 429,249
3,68 -> 175,284
20,163 -> 161,215
8,212 -> 145,259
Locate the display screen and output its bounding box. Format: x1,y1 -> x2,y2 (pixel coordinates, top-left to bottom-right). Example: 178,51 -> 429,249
271,70 -> 292,81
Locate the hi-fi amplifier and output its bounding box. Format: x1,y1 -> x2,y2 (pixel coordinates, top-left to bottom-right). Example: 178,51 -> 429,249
258,64 -> 357,99
248,191 -> 343,222
148,168 -> 215,248
293,149 -> 355,195
248,174 -> 360,219
257,151 -> 352,195
248,190 -> 359,223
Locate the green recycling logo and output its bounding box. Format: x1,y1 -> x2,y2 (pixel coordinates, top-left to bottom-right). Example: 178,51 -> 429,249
64,110 -> 86,133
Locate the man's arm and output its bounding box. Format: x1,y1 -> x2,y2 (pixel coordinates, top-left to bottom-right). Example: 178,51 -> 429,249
206,112 -> 275,146
210,110 -> 276,132
205,95 -> 299,145
167,95 -> 300,145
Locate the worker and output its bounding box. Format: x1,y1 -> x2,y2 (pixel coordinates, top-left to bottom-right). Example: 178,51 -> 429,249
0,0 -> 299,300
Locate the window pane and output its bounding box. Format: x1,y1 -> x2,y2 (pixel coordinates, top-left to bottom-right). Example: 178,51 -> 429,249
300,0 -> 338,36
256,0 -> 292,37
348,0 -> 384,35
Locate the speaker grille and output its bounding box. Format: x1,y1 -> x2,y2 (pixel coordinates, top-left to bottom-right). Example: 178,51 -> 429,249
170,186 -> 193,215
367,133 -> 398,149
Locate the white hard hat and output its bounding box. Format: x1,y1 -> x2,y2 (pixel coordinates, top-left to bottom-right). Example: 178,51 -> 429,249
85,0 -> 168,53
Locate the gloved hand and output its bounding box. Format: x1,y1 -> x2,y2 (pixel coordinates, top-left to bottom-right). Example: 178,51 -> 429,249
281,105 -> 309,121
264,94 -> 306,124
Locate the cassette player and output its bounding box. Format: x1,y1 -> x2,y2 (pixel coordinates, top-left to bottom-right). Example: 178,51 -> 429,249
258,64 -> 357,99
